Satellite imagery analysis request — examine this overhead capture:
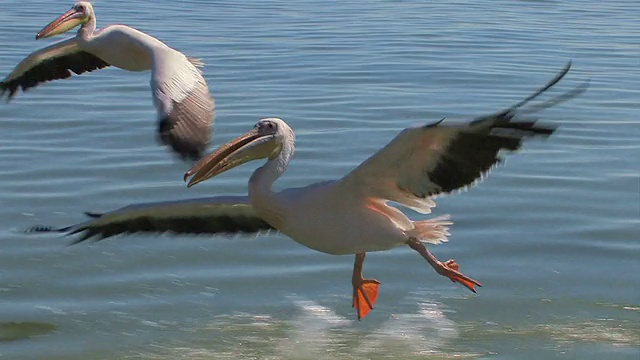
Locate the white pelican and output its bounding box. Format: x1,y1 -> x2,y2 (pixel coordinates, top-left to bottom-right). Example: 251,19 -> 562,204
32,63 -> 587,320
0,2 -> 215,160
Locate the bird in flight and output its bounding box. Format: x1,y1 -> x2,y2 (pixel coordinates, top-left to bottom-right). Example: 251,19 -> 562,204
32,62 -> 587,320
1,2 -> 215,160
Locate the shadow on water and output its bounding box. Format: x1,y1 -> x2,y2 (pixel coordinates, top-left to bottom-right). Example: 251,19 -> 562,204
0,321 -> 57,342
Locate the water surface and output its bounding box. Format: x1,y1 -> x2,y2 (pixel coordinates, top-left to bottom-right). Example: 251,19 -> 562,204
0,0 -> 638,359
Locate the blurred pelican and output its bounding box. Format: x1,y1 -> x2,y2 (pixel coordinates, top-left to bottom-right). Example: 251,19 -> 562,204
0,1 -> 215,160
33,63 -> 587,319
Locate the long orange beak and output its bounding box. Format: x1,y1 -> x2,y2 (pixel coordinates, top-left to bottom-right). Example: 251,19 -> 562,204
36,9 -> 86,40
184,128 -> 273,188
184,129 -> 260,187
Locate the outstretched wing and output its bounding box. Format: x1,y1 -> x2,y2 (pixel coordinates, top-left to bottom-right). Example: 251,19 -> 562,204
30,196 -> 274,245
0,37 -> 110,100
151,49 -> 215,160
340,61 -> 587,214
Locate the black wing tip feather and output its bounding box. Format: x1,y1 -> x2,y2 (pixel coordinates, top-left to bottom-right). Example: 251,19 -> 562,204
507,60 -> 573,112
430,119 -> 558,194
157,116 -> 208,161
489,120 -> 557,141
28,211 -> 275,245
469,60 -> 586,129
65,217 -> 275,245
0,51 -> 110,101
26,225 -> 72,234
465,59 -> 586,139
25,211 -> 104,241
423,61 -> 585,197
0,80 -> 19,101
424,117 -> 446,128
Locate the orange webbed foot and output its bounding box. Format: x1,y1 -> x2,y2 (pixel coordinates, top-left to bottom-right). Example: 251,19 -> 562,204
352,279 -> 380,320
442,259 -> 482,293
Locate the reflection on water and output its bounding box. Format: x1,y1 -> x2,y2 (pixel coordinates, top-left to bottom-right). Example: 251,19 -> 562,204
0,321 -> 57,342
136,296 -> 639,360
137,298 -> 469,360
460,319 -> 640,347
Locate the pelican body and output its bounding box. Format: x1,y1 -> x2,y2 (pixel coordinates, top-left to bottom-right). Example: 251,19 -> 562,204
0,2 -> 215,160
34,63 -> 587,320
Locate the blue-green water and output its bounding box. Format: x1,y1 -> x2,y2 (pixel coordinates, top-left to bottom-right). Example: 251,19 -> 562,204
0,0 -> 638,359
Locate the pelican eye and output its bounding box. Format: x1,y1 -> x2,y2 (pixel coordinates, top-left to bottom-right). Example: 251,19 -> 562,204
256,121 -> 276,132
76,4 -> 85,11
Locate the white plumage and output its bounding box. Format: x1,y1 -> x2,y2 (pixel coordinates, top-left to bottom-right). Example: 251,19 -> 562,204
35,62 -> 587,320
0,2 -> 215,160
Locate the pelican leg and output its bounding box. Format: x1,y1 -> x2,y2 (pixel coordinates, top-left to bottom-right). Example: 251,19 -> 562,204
352,252 -> 380,320
407,238 -> 482,292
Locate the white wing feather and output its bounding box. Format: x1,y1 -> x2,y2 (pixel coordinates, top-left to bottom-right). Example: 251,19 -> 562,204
339,62 -> 587,213
339,124 -> 459,214
151,49 -> 215,159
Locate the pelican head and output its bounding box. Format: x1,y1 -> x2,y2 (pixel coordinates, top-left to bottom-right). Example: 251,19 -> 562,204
36,2 -> 93,40
185,118 -> 291,188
